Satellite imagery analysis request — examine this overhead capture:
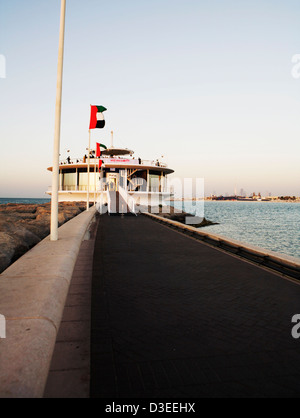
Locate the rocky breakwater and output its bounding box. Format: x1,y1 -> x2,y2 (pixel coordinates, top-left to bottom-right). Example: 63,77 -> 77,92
155,205 -> 219,227
0,201 -> 87,274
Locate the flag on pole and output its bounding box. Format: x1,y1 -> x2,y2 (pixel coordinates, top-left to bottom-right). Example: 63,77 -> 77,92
99,160 -> 103,169
89,105 -> 107,129
96,143 -> 107,157
96,142 -> 101,157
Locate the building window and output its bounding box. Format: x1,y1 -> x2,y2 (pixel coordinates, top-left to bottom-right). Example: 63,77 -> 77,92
63,170 -> 76,191
78,172 -> 97,191
149,174 -> 160,192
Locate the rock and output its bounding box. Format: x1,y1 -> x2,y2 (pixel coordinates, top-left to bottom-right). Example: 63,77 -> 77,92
0,233 -> 17,273
163,212 -> 218,227
146,205 -> 219,227
0,204 -> 37,214
0,201 -> 87,274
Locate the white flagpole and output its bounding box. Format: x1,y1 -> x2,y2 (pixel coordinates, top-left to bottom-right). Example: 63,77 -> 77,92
50,0 -> 66,241
94,159 -> 97,205
87,129 -> 91,211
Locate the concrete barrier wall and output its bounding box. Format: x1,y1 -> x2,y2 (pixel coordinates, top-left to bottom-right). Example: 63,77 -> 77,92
0,207 -> 97,398
144,213 -> 300,280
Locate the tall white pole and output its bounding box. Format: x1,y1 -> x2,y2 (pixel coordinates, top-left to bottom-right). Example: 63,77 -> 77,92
50,0 -> 66,241
94,159 -> 96,205
87,129 -> 91,211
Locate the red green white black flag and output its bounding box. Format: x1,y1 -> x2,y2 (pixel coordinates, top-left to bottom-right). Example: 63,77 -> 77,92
89,105 -> 107,129
96,143 -> 100,157
96,143 -> 107,157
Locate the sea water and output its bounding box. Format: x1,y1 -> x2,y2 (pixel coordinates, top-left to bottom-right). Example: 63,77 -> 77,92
0,198 -> 50,205
171,200 -> 300,260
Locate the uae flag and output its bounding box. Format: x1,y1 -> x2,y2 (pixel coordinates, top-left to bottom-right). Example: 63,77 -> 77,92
89,105 -> 107,129
99,160 -> 103,169
96,143 -> 101,157
96,143 -> 107,157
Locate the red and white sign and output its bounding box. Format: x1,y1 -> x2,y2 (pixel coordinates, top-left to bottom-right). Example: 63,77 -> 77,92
104,158 -> 139,164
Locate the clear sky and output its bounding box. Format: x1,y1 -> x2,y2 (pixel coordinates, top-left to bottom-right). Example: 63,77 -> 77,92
0,0 -> 299,197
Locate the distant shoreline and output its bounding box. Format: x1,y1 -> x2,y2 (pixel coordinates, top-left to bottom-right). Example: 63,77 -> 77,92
1,196 -> 300,205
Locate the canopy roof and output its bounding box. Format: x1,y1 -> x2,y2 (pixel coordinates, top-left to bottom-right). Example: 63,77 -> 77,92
101,147 -> 134,156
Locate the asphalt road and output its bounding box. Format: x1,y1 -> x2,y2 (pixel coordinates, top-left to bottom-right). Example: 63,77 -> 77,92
90,214 -> 300,398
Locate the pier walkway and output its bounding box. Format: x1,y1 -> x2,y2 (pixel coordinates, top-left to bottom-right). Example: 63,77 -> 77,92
89,213 -> 300,398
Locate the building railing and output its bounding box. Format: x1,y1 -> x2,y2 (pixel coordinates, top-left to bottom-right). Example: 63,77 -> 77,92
48,185 -> 173,194
59,158 -> 84,165
140,160 -> 168,168
58,157 -> 168,168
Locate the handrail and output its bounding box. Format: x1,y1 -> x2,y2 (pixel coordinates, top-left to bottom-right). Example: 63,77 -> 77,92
57,158 -> 168,168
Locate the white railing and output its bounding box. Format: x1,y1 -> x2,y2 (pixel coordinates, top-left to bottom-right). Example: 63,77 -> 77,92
58,157 -> 168,168
119,186 -> 137,216
59,157 -> 84,165
140,160 -> 167,168
59,157 -> 102,165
